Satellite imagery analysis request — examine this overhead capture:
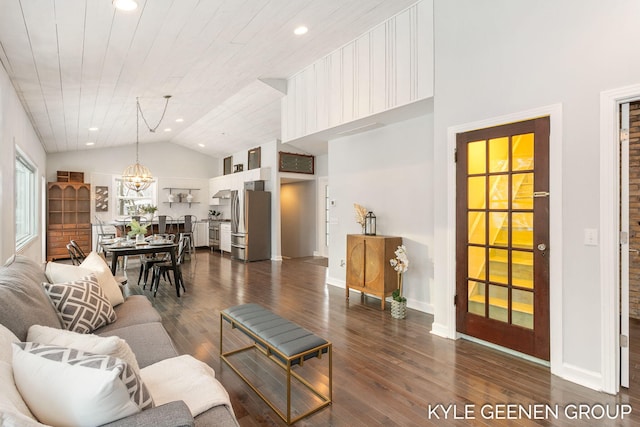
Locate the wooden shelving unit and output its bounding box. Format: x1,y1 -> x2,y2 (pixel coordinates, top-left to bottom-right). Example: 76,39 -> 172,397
47,182 -> 91,261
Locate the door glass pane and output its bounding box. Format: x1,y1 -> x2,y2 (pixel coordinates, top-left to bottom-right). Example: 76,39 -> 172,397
489,212 -> 508,247
489,175 -> 509,209
468,177 -> 486,209
489,248 -> 508,284
468,281 -> 485,316
489,137 -> 509,173
512,173 -> 533,210
512,133 -> 534,171
512,289 -> 534,329
468,140 -> 486,174
489,285 -> 508,323
468,212 -> 485,245
512,212 -> 533,249
468,246 -> 485,281
512,251 -> 534,289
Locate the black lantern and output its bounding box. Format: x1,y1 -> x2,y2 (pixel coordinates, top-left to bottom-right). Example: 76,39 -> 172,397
364,211 -> 376,235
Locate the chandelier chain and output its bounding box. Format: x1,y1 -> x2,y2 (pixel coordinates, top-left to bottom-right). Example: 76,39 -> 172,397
136,95 -> 171,133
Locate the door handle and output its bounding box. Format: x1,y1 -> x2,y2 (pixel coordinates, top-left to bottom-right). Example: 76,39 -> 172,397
537,243 -> 547,251
630,248 -> 640,254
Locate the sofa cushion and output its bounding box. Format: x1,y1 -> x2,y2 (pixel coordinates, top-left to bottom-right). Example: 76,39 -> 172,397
46,258 -> 124,308
0,255 -> 62,341
96,295 -> 162,334
12,342 -> 153,426
80,251 -> 125,306
43,275 -> 117,334
98,322 -> 178,369
27,325 -> 140,374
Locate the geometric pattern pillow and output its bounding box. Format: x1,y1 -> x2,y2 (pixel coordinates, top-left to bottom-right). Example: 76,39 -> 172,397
42,274 -> 117,334
12,343 -> 153,426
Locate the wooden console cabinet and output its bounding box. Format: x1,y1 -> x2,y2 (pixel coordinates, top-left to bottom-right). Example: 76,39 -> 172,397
346,234 -> 402,310
47,182 -> 91,261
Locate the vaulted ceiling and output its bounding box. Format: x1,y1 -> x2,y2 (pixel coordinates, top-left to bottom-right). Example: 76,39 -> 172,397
0,0 -> 417,158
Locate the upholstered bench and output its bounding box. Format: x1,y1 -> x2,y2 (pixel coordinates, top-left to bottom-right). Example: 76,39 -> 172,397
220,303 -> 332,424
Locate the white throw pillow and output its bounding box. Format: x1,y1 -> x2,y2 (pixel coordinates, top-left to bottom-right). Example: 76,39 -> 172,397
12,343 -> 153,427
46,253 -> 124,307
43,275 -> 117,334
27,325 -> 140,375
141,355 -> 233,417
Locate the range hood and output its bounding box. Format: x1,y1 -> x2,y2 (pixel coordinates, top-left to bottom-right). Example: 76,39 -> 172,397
212,189 -> 232,199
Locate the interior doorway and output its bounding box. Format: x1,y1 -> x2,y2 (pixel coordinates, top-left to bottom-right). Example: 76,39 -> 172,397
280,178 -> 317,259
621,100 -> 640,389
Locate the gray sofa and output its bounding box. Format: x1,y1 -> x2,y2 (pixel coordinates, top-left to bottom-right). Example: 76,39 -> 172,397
0,255 -> 238,427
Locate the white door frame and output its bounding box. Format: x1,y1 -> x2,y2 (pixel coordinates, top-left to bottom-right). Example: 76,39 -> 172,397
444,103 -> 564,371
600,84 -> 640,394
316,176 -> 329,257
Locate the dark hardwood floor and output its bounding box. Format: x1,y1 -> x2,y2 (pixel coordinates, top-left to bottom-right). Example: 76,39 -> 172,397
122,249 -> 640,426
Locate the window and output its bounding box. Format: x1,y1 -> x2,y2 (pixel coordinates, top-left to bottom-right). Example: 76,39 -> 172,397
113,177 -> 157,216
15,150 -> 37,249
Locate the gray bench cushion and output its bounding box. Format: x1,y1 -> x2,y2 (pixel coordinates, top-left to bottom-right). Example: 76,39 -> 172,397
222,303 -> 327,359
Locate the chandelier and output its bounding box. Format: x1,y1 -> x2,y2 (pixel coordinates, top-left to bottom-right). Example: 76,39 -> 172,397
121,95 -> 171,192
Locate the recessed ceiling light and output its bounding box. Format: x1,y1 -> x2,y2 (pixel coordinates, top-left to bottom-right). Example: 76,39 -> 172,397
198,143 -> 205,148
164,128 -> 172,132
112,0 -> 138,11
175,118 -> 184,123
88,127 -> 99,131
85,142 -> 95,146
294,26 -> 308,36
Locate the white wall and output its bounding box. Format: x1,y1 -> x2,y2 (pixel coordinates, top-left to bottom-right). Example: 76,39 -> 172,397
327,113 -> 434,313
47,142 -> 218,222
0,63 -> 47,263
432,0 -> 640,389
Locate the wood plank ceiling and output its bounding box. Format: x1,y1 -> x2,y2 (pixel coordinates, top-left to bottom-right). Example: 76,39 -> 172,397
0,0 -> 417,158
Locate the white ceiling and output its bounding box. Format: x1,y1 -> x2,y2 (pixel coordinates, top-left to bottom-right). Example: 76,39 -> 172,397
0,0 -> 418,158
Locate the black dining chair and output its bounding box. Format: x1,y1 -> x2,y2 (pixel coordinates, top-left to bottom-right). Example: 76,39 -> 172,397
150,235 -> 188,297
66,242 -> 84,266
137,234 -> 176,289
69,240 -> 87,262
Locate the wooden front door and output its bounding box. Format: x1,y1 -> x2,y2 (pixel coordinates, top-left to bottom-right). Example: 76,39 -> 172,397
456,117 -> 550,360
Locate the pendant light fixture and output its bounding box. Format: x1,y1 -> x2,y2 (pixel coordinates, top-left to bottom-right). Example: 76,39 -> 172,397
121,95 -> 171,192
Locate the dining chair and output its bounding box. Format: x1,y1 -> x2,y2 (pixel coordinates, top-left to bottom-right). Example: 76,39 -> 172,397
95,216 -> 116,252
150,235 -> 188,297
178,215 -> 197,257
66,243 -> 84,266
137,234 -> 176,289
69,240 -> 87,263
157,215 -> 174,235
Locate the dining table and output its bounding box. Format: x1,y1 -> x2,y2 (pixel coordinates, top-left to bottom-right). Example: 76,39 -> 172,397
100,239 -> 183,297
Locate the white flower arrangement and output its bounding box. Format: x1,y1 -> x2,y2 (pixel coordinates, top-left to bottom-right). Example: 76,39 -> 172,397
389,245 -> 409,274
390,245 -> 409,303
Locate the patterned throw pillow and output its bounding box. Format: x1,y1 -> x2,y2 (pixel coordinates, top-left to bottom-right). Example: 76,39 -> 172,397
43,274 -> 117,334
12,342 -> 153,426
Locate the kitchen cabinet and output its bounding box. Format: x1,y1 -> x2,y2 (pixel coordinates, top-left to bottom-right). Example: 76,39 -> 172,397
345,234 -> 402,310
47,182 -> 92,261
208,167 -> 271,203
194,222 -> 209,247
220,222 -> 231,253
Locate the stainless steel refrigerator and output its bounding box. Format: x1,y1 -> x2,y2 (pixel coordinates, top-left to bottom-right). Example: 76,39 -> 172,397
231,189 -> 271,261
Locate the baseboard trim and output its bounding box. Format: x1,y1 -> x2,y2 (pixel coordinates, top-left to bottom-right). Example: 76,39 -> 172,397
326,276 -> 345,288
431,323 -> 452,339
558,363 -> 604,393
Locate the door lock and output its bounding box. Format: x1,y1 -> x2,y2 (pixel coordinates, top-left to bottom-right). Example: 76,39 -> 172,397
537,243 -> 547,251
